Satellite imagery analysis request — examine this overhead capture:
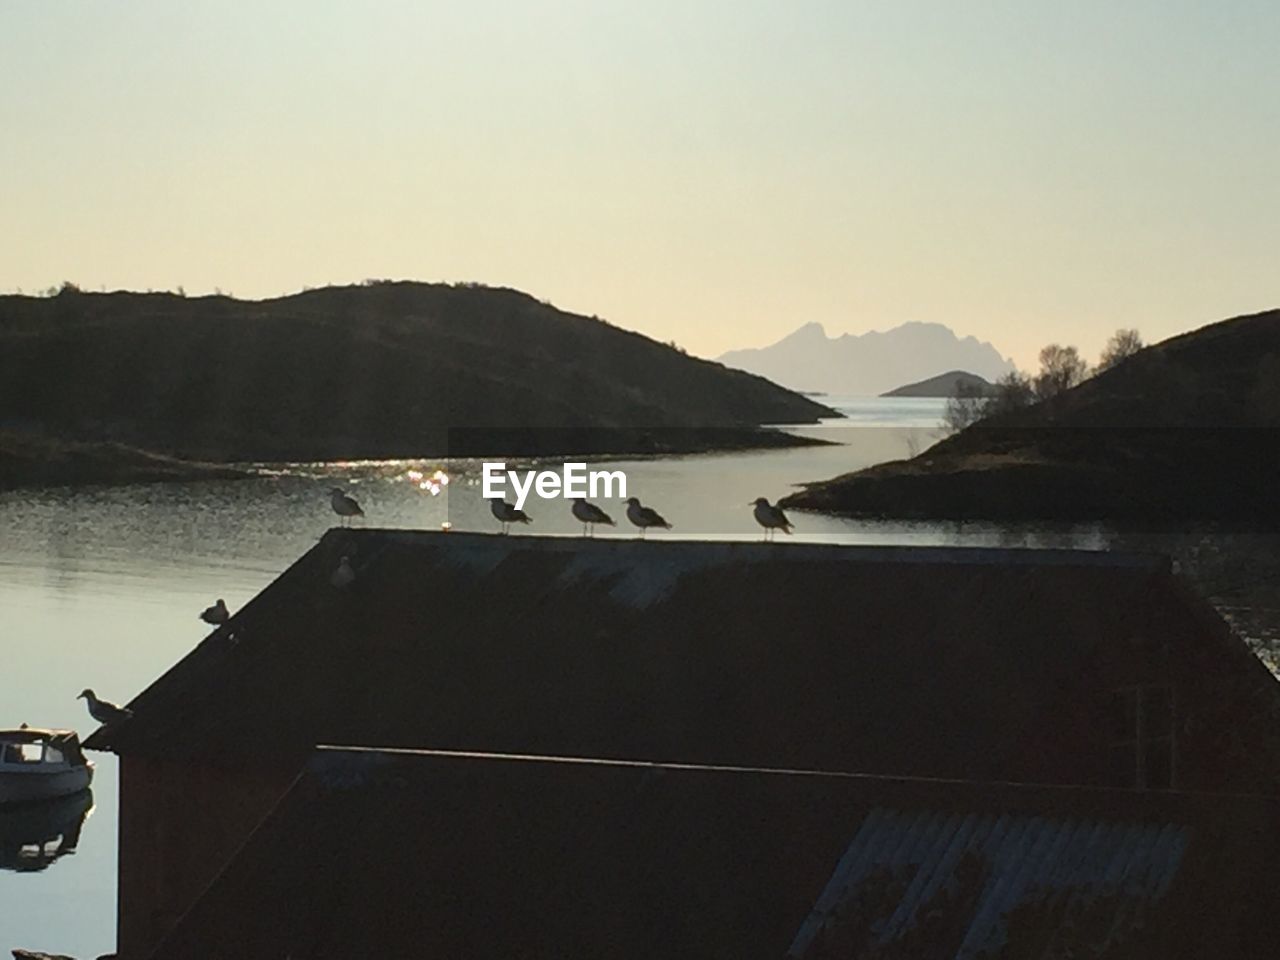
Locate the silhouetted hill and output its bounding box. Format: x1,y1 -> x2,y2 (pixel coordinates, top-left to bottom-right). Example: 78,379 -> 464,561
0,283 -> 834,465
718,321 -> 1013,395
783,308 -> 1280,527
881,370 -> 994,398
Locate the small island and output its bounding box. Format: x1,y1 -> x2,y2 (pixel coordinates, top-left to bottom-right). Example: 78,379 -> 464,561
880,370 -> 994,398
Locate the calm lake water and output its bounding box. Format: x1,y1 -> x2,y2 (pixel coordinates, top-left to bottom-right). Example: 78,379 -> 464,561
1,395 -> 1274,955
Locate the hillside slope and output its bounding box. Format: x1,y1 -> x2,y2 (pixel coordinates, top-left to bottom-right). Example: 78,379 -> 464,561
783,308 -> 1280,526
0,283 -> 834,462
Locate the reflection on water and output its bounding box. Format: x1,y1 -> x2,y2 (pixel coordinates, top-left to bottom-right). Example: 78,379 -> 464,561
0,791 -> 93,874
1,398 -> 1277,954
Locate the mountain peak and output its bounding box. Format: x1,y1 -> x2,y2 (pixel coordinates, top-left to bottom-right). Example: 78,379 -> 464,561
778,321 -> 828,343
717,321 -> 1013,396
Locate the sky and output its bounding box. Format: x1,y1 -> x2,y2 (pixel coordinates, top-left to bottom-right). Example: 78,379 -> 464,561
2,1 -> 1277,370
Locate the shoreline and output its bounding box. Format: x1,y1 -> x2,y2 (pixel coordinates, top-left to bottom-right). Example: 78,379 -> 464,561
0,427 -> 832,493
780,442 -> 1280,532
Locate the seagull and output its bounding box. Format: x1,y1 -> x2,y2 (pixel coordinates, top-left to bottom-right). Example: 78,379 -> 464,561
331,555 -> 355,588
199,598 -> 230,626
77,688 -> 132,726
625,497 -> 671,538
751,497 -> 793,540
329,488 -> 364,526
489,498 -> 531,535
571,498 -> 615,536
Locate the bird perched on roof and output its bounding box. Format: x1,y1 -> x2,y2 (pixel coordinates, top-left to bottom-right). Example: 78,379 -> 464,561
331,555 -> 355,588
751,497 -> 793,540
329,487 -> 364,526
489,498 -> 531,535
571,498 -> 615,536
77,688 -> 132,726
625,497 -> 671,538
199,598 -> 230,626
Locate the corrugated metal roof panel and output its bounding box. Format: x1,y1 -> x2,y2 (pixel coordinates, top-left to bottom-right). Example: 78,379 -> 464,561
788,807 -> 1189,959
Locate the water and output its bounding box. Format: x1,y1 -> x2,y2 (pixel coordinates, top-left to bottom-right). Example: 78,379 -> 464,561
0,395 -> 1273,955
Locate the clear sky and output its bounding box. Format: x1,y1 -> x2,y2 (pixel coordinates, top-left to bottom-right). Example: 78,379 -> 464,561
2,1 -> 1276,369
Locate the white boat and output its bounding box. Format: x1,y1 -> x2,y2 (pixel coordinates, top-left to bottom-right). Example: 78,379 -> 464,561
0,728 -> 94,805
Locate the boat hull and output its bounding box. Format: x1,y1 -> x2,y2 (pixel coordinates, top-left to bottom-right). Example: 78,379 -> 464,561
0,763 -> 94,806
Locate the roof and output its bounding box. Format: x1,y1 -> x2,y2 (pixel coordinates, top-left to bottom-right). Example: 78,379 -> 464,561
793,809 -> 1188,957
87,530 -> 1280,793
0,728 -> 79,744
151,747 -> 1280,959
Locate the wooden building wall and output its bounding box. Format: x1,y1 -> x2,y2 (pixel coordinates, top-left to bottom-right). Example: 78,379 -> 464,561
107,571 -> 1280,956
116,755 -> 298,959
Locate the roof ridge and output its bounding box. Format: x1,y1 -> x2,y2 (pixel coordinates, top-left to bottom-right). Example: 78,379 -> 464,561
318,527 -> 1170,569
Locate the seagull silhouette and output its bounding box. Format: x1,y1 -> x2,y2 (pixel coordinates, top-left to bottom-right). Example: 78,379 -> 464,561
571,498 -> 615,536
489,498 -> 532,535
331,555 -> 355,588
751,497 -> 793,541
625,497 -> 671,538
199,598 -> 230,625
329,488 -> 364,527
77,688 -> 132,726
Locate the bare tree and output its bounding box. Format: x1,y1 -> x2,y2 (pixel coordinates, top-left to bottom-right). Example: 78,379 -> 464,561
1034,344 -> 1088,399
943,380 -> 991,434
988,370 -> 1036,416
902,428 -> 924,458
943,371 -> 1035,434
1098,328 -> 1144,371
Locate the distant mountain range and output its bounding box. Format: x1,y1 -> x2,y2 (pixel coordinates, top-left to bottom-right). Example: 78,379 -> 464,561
717,322 -> 1013,396
0,282 -> 834,474
881,371 -> 995,398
